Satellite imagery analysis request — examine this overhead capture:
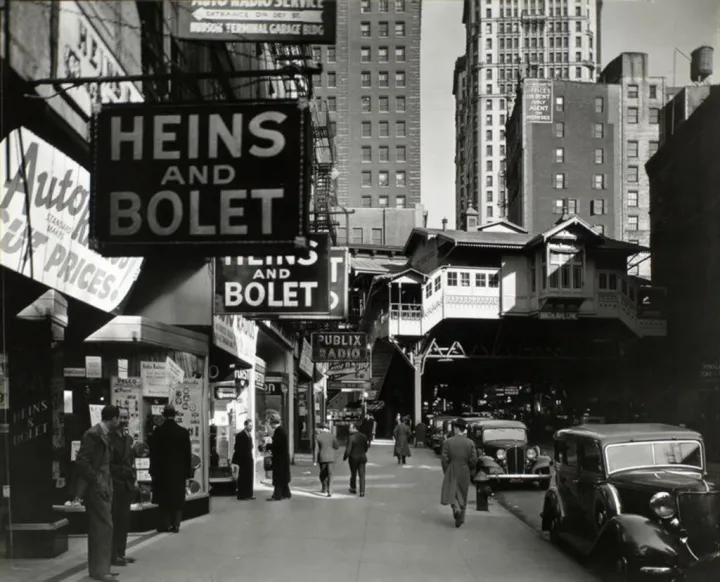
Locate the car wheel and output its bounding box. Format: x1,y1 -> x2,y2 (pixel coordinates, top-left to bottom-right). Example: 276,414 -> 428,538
544,504 -> 562,544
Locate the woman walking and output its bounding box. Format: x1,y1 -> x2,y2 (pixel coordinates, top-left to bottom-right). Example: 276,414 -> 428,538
393,418 -> 411,465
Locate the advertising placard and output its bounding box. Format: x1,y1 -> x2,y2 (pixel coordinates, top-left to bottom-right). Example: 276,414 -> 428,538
312,332 -> 368,362
85,356 -> 102,379
524,80 -> 553,123
165,357 -> 185,384
1,128 -> 143,313
170,378 -> 203,446
140,361 -> 169,398
215,235 -> 330,316
91,101 -> 310,255
298,339 -> 314,378
110,376 -> 141,441
174,0 -> 337,45
326,361 -> 372,385
212,314 -> 258,364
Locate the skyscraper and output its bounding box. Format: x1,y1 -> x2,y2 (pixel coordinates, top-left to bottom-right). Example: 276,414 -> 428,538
455,0 -> 602,227
313,0 -> 422,218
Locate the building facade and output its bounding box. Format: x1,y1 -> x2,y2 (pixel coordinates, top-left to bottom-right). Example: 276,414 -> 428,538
313,0 -> 422,212
454,0 -> 602,226
334,205 -> 427,247
453,56 -> 470,223
505,78 -> 622,236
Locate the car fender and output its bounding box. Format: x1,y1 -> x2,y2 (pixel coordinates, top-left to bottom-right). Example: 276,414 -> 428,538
594,482 -> 623,520
541,488 -> 567,530
590,514 -> 681,566
477,455 -> 504,474
531,455 -> 552,473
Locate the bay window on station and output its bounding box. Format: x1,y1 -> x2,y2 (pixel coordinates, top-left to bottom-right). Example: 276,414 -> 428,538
541,246 -> 584,290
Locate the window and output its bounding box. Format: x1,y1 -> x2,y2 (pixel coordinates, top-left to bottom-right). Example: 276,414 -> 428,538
361,47 -> 371,62
627,191 -> 639,207
486,114 -> 493,125
555,122 -> 565,138
362,146 -> 372,163
593,175 -> 605,190
593,123 -> 605,138
379,121 -> 389,137
554,173 -> 566,189
379,146 -> 389,162
595,96 -> 604,113
378,46 -> 389,62
379,72 -> 389,87
627,140 -> 639,158
575,67 -> 582,79
591,199 -> 606,215
594,148 -> 604,164
361,72 -> 371,88
649,141 -> 659,156
555,96 -> 565,112
395,22 -> 406,37
461,272 -> 471,287
312,47 -> 322,62
555,147 -> 565,163
396,196 -> 406,208
327,48 -> 336,63
448,272 -> 458,286
627,107 -> 639,124
351,228 -> 364,244
379,96 -> 389,112
628,215 -> 639,231
475,273 -> 487,287
396,145 -> 406,162
434,277 -> 441,292
486,206 -> 494,218
395,46 -> 406,62
378,0 -> 388,11
395,0 -> 405,11
649,108 -> 660,124
329,121 -> 336,135
395,71 -> 406,88
627,84 -> 639,99
378,21 -> 390,37
327,72 -> 337,88
628,166 -> 639,182
361,171 -> 372,187
649,85 -> 658,99
486,144 -> 493,156
396,171 -> 406,187
580,442 -> 603,474
486,160 -> 493,172
361,0 -> 371,12
378,196 -> 389,207
546,248 -> 583,290
361,196 -> 372,208
486,130 -> 493,140
488,273 -> 499,288
361,96 -> 372,112
396,121 -> 406,137
486,191 -> 494,203
327,96 -> 337,112
486,175 -> 493,187
371,228 -> 383,245
378,171 -> 389,187
362,122 -> 372,137
361,22 -> 371,37
396,96 -> 406,112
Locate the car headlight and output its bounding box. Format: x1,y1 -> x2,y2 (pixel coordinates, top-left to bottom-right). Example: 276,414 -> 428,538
526,447 -> 538,460
649,492 -> 676,519
496,449 -> 506,461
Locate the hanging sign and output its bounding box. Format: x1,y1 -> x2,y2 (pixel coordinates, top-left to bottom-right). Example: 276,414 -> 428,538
85,356 -> 102,379
140,361 -> 169,398
215,235 -> 330,316
91,101 -> 311,256
165,357 -> 185,384
174,0 -> 337,45
312,332 -> 368,362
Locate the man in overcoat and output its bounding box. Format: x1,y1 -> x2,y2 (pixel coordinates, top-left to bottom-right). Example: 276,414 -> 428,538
440,419 -> 478,528
149,405 -> 192,532
75,404 -> 120,582
232,419 -> 255,500
314,423 -> 339,497
393,418 -> 412,464
344,423 -> 369,497
267,414 -> 292,501
109,408 -> 136,567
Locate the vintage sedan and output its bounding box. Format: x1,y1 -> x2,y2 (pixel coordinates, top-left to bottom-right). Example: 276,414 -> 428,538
541,424 -> 720,580
470,419 -> 552,489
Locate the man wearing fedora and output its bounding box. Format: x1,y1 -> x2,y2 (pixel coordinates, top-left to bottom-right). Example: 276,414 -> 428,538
440,418 -> 478,528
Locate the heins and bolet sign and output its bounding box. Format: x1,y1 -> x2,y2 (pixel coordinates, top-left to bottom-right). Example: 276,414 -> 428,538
92,101 -> 309,255
312,332 -> 367,362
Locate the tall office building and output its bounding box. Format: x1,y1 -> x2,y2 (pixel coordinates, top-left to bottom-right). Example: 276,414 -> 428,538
313,0 -> 422,220
455,0 -> 602,227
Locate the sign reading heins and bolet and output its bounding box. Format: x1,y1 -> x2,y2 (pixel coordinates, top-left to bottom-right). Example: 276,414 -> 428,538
91,101 -> 310,256
312,332 -> 367,362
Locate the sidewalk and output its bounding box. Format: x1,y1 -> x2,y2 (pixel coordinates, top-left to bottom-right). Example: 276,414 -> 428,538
2,442 -> 598,582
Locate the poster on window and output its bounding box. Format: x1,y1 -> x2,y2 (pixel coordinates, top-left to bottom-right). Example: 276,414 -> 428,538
110,376 -> 142,442
169,378 -> 203,454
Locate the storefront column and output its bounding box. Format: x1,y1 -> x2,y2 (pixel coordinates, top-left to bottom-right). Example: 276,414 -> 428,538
8,290 -> 69,558
286,350 -> 295,463
413,353 -> 422,425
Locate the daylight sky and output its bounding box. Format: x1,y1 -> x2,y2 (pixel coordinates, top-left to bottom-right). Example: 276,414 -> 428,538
421,0 -> 720,229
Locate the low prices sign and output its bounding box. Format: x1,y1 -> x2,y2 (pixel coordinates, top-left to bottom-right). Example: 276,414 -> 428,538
175,0 -> 337,45
214,234 -> 330,316
91,101 -> 310,255
312,332 -> 367,362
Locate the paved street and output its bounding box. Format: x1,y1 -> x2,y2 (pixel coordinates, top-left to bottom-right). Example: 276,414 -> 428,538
2,440 -> 598,582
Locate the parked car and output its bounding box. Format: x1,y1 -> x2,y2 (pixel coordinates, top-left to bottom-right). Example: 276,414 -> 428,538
469,419 -> 552,489
428,415 -> 454,454
541,423 -> 720,580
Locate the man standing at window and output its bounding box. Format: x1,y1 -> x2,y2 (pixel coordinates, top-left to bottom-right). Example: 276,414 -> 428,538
109,408 -> 136,567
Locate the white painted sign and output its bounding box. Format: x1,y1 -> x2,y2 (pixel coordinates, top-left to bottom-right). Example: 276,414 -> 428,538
117,359 -> 129,379
0,128 -> 143,312
85,356 -> 102,379
212,314 -> 258,364
141,361 -> 169,398
64,367 -> 86,378
165,357 -> 185,385
64,390 -> 74,414
110,377 -> 142,441
89,404 -> 103,426
151,404 -> 164,416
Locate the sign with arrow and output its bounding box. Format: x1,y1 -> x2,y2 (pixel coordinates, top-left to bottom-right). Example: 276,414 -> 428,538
175,0 -> 337,45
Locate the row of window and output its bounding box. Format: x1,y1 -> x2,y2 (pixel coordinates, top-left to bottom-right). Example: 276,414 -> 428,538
360,0 -> 407,13
336,226 -> 385,246
361,120 -> 407,138
360,20 -> 406,37
361,145 -> 407,163
553,166 -> 642,189
361,195 -> 406,209
361,170 -> 407,188
359,95 -> 406,113
360,45 -> 407,63
360,70 -> 407,88
424,271 -> 501,298
480,5 -> 587,19
553,198 -> 607,216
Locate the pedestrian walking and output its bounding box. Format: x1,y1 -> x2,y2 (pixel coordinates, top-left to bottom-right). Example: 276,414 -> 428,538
344,423 -> 369,497
149,405 -> 192,533
314,423 -> 339,497
232,420 -> 255,500
414,420 -> 427,448
109,408 -> 136,567
440,418 -> 478,528
75,404 -> 120,582
266,414 -> 292,501
393,417 -> 412,465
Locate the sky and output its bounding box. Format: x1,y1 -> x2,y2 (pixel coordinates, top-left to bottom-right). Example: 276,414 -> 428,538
420,0 -> 720,229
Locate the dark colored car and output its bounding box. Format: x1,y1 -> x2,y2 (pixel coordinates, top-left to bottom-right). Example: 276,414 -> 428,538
428,415 -> 454,454
469,419 -> 552,489
541,423 -> 720,580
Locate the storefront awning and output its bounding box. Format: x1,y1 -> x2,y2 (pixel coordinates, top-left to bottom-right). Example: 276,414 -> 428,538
350,256 -> 409,275
85,316 -> 208,356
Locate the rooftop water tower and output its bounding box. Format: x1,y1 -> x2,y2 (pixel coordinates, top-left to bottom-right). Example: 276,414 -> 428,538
690,46 -> 714,83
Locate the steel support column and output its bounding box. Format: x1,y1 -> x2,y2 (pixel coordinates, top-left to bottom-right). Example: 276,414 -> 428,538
413,353 -> 422,424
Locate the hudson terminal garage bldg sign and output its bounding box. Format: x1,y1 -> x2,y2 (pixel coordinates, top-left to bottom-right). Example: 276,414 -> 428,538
91,100 -> 310,255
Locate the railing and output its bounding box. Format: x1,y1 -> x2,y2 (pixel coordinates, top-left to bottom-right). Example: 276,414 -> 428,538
390,303 -> 422,320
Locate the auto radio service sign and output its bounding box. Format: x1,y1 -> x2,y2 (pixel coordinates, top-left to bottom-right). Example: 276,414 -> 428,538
91,100 -> 310,255
215,234 -> 330,316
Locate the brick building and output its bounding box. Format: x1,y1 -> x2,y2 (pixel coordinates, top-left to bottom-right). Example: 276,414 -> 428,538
453,55 -> 469,224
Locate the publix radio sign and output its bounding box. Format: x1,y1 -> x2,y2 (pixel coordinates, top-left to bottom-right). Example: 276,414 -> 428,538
311,332 -> 368,362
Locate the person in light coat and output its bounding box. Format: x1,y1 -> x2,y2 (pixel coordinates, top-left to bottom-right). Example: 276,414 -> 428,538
440,418 -> 478,528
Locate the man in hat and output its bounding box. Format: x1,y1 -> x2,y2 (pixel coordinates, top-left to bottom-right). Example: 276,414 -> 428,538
314,422 -> 339,497
149,405 -> 192,532
266,414 -> 292,501
440,418 -> 478,528
109,407 -> 137,567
